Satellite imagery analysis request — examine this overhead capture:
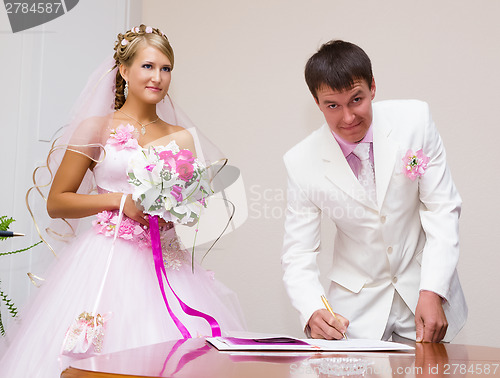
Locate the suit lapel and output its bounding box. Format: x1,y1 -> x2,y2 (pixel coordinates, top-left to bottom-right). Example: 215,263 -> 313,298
320,125 -> 378,210
372,109 -> 399,210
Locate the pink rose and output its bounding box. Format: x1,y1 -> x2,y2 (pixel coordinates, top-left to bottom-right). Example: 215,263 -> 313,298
176,149 -> 194,164
158,150 -> 176,171
176,161 -> 194,182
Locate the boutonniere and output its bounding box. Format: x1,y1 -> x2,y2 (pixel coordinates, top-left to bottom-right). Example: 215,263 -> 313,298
402,149 -> 429,181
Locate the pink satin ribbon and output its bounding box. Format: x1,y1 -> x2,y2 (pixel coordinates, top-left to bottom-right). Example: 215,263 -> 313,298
158,339 -> 210,376
149,215 -> 221,339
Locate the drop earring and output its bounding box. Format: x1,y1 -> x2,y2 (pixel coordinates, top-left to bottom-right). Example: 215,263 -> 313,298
124,81 -> 128,99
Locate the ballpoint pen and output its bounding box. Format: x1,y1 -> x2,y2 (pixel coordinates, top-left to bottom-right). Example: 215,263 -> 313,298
0,231 -> 25,237
321,295 -> 347,340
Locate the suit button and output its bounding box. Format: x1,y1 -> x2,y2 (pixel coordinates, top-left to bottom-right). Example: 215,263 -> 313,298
387,246 -> 393,254
380,216 -> 387,224
392,276 -> 398,284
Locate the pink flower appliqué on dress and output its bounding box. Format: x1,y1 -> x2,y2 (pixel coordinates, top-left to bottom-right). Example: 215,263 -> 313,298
107,124 -> 139,150
92,211 -> 188,270
402,149 -> 429,181
93,211 -> 143,241
93,211 -> 115,236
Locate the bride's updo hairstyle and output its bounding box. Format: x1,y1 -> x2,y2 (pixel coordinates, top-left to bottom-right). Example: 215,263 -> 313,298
113,24 -> 174,110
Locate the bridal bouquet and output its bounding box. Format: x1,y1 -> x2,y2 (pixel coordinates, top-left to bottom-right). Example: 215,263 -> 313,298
127,141 -> 212,224
127,141 -> 222,338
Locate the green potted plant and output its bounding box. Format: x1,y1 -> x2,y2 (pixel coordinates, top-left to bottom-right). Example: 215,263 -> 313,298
0,215 -> 41,336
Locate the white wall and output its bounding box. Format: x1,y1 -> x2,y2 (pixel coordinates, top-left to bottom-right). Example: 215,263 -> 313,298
142,0 -> 500,347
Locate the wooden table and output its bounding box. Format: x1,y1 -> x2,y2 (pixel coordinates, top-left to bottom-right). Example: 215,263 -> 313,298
62,338 -> 500,377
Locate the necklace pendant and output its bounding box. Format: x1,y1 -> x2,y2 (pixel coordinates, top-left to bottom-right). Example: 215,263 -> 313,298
141,126 -> 146,135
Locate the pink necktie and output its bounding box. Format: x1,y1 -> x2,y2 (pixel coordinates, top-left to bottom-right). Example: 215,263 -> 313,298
353,143 -> 376,204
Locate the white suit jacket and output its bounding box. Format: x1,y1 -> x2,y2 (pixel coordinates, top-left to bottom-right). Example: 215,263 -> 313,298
282,100 -> 467,341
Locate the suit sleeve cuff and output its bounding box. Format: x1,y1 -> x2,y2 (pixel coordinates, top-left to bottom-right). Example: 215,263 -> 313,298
419,289 -> 447,303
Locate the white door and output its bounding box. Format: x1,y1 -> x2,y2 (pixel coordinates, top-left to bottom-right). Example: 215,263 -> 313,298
0,0 -> 142,335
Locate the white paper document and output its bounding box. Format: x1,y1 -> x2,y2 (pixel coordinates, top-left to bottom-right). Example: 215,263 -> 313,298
206,336 -> 414,352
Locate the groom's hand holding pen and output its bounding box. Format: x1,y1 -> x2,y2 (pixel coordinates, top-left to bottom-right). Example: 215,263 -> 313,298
307,295 -> 349,340
321,295 -> 348,340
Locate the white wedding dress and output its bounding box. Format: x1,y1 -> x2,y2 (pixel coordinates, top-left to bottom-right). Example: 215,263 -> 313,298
0,126 -> 245,377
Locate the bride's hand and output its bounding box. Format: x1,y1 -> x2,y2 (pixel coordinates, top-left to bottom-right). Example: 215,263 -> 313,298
123,194 -> 169,227
123,194 -> 149,226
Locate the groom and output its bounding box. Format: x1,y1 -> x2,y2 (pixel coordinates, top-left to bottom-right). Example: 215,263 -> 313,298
281,40 -> 467,342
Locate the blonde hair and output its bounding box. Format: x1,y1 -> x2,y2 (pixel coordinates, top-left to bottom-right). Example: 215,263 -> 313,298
113,24 -> 174,110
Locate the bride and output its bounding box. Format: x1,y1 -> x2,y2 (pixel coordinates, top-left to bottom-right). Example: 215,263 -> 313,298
0,24 -> 245,377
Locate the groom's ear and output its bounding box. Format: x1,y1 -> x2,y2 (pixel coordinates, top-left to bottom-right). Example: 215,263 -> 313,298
370,77 -> 376,100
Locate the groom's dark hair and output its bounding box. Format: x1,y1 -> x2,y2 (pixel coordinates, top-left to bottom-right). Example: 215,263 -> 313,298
305,40 -> 373,101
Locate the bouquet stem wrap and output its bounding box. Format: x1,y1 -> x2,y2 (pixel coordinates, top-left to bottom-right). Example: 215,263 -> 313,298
149,215 -> 221,338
